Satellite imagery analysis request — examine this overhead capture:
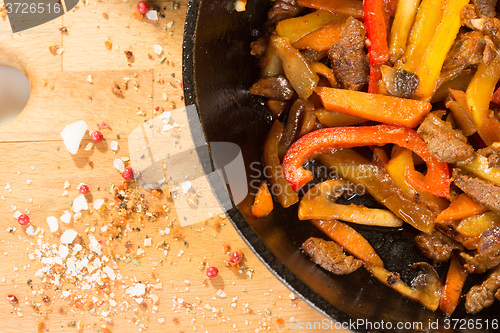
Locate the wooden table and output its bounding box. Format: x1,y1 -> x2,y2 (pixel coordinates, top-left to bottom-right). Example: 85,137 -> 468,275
0,1 -> 344,332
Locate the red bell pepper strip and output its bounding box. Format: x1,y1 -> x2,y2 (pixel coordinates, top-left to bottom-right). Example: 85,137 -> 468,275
282,124 -> 451,198
364,0 -> 390,93
492,86 -> 500,105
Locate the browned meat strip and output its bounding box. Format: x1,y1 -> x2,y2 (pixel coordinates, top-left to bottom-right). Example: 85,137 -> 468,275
495,288 -> 500,300
465,265 -> 500,313
328,17 -> 369,91
249,75 -> 295,101
453,169 -> 500,213
473,0 -> 497,17
462,226 -> 500,273
462,4 -> 500,46
250,37 -> 268,57
301,237 -> 362,275
478,143 -> 500,168
442,31 -> 486,70
414,231 -> 464,264
268,0 -> 302,24
417,113 -> 474,165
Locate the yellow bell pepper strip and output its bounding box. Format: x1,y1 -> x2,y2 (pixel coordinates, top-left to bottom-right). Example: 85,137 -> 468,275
262,121 -> 299,208
297,0 -> 364,19
282,124 -> 451,198
388,0 -> 420,63
456,211 -> 500,237
271,36 -> 319,99
396,0 -> 445,73
315,109 -> 366,127
461,154 -> 500,186
386,147 -> 449,212
317,150 -> 438,233
440,254 -> 468,316
413,0 -> 470,101
276,11 -> 344,44
466,55 -> 500,128
435,193 -> 487,223
292,21 -> 345,51
315,86 -> 432,127
299,180 -> 404,227
310,219 -> 383,266
251,181 -> 273,218
364,262 -> 441,311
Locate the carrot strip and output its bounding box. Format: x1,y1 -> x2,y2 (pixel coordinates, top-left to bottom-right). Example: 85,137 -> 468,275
435,194 -> 487,223
316,86 -> 431,128
297,0 -> 364,19
251,181 -> 273,217
292,22 -> 345,51
440,254 -> 468,316
311,219 -> 383,266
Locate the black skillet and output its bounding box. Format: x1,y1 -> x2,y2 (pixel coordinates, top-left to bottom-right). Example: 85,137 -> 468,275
182,1 -> 499,331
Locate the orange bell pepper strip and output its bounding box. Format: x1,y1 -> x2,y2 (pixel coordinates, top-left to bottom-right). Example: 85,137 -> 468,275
252,182 -> 273,217
282,124 -> 451,198
311,219 -> 383,266
251,181 -> 273,217
297,0 -> 364,19
315,86 -> 432,127
435,193 -> 487,223
440,254 -> 468,316
292,22 -> 345,51
413,0 -> 470,101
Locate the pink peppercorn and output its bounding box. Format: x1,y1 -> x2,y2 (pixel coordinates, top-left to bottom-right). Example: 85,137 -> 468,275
137,1 -> 150,14
18,214 -> 30,226
122,167 -> 134,180
90,130 -> 103,143
79,184 -> 89,194
206,266 -> 218,278
229,250 -> 243,265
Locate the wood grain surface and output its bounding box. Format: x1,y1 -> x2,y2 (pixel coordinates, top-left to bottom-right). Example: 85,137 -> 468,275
0,1 -> 346,332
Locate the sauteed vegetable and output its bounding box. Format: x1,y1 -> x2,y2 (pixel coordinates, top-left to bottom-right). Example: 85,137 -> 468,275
250,0 -> 500,315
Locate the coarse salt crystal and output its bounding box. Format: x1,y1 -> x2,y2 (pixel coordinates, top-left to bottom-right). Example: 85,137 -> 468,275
143,238 -> 152,247
110,141 -> 118,151
58,245 -> 69,258
181,181 -> 192,193
72,194 -> 88,212
73,244 -> 82,253
60,120 -> 88,155
216,290 -> 227,298
146,10 -> 158,20
103,266 -> 116,280
162,123 -> 174,132
26,226 -> 35,236
62,291 -> 71,297
153,45 -> 162,55
93,199 -> 105,210
159,112 -> 171,120
64,181 -> 70,189
46,216 -> 58,233
113,158 -> 125,172
289,292 -> 296,300
60,210 -> 71,224
61,190 -> 68,197
87,74 -> 93,83
13,211 -> 21,219
5,183 -> 11,190
126,283 -> 146,297
60,229 -> 77,244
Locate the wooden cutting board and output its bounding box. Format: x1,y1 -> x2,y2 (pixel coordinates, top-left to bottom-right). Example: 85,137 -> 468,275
0,1 -> 340,332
